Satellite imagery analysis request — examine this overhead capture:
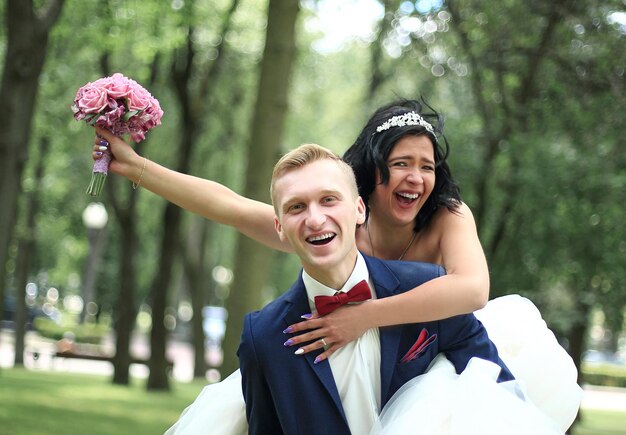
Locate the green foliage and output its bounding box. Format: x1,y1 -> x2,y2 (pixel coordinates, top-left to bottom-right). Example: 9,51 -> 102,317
431,1 -> 625,339
582,363 -> 626,388
33,317 -> 110,344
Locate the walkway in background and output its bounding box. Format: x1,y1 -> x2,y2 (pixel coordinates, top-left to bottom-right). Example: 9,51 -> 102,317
581,384 -> 626,412
0,328 -> 195,382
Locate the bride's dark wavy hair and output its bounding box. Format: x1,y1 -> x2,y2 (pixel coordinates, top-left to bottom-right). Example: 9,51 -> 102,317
343,98 -> 461,232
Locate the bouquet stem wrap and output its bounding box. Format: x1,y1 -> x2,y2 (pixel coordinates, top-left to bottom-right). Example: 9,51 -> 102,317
86,147 -> 112,196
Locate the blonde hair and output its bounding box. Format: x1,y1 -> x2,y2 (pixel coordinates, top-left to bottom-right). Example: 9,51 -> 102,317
270,143 -> 358,210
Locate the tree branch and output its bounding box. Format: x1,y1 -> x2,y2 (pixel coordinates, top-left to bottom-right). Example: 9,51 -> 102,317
446,0 -> 496,143
516,0 -> 565,108
197,0 -> 241,107
37,0 -> 65,33
446,0 -> 501,231
367,0 -> 398,100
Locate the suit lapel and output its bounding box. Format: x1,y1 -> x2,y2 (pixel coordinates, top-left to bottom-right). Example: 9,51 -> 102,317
283,276 -> 347,422
363,255 -> 403,405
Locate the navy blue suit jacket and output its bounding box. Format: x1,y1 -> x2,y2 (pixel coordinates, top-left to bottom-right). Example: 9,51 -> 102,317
238,254 -> 514,435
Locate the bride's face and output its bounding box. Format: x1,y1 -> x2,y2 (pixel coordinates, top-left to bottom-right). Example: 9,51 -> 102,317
368,135 -> 435,228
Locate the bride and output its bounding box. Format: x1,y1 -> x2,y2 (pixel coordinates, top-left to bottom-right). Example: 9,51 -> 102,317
94,99 -> 582,434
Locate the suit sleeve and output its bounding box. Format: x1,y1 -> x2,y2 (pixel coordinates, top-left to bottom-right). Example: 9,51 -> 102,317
438,314 -> 515,382
238,313 -> 284,435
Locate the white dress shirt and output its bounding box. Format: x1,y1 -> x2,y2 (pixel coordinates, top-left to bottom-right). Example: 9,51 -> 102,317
302,253 -> 381,435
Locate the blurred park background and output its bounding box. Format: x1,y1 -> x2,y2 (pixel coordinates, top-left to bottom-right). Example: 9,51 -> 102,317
1,0 -> 625,433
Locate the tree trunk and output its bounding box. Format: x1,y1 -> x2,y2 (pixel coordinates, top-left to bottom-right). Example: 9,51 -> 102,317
181,216 -> 213,378
367,0 -> 399,99
182,86 -> 243,378
94,18 -> 143,385
147,202 -> 186,390
111,202 -> 139,385
0,0 -> 64,342
146,0 -> 241,390
146,92 -> 195,390
13,137 -> 50,366
190,262 -> 209,378
221,0 -> 300,375
79,227 -> 108,323
566,297 -> 590,430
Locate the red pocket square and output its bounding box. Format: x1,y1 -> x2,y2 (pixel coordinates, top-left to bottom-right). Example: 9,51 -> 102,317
400,329 -> 437,363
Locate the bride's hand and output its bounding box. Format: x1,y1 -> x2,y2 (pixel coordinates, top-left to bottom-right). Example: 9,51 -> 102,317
283,303 -> 372,363
92,127 -> 141,177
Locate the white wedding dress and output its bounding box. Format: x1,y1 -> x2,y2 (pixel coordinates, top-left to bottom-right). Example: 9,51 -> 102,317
165,295 -> 582,435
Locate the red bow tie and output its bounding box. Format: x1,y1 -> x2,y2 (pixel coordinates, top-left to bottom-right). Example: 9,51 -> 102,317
314,280 -> 372,316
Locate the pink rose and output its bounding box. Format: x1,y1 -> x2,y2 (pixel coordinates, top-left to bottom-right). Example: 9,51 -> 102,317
76,86 -> 109,114
73,85 -> 87,103
89,77 -> 113,95
105,73 -> 133,99
139,105 -> 163,129
127,87 -> 153,111
130,130 -> 146,143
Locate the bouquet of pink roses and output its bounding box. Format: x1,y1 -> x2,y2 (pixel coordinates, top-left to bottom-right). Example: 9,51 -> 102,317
71,73 -> 164,196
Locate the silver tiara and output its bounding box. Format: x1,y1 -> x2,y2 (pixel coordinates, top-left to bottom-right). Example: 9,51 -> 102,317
375,111 -> 434,134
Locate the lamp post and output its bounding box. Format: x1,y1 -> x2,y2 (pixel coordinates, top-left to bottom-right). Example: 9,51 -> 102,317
80,202 -> 108,323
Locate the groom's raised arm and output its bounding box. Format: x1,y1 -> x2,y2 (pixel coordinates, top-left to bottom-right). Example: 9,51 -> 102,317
238,313 -> 284,435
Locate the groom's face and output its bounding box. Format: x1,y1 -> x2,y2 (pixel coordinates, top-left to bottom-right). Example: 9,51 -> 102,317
273,159 -> 366,286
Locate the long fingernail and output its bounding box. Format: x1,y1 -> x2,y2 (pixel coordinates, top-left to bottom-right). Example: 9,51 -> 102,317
294,348 -> 304,355
283,327 -> 293,334
301,314 -> 313,319
284,339 -> 294,346
99,139 -> 108,146
314,356 -> 322,364
95,151 -> 103,156
98,146 -> 108,151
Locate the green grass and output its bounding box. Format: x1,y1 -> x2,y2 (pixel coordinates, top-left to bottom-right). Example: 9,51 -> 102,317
0,367 -> 207,435
572,409 -> 626,435
2,367 -> 626,435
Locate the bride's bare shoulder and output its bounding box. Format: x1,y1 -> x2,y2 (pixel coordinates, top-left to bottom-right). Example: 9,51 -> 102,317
433,201 -> 476,226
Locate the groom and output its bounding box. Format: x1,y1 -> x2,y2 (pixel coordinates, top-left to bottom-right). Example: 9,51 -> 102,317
238,144 -> 514,435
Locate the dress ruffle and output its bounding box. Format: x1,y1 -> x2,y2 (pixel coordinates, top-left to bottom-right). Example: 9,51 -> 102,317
370,355 -> 565,435
371,295 -> 582,435
164,371 -> 246,435
474,295 -> 582,431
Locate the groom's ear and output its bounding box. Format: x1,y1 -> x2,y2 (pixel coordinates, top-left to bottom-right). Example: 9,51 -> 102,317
274,216 -> 286,242
356,197 -> 366,225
